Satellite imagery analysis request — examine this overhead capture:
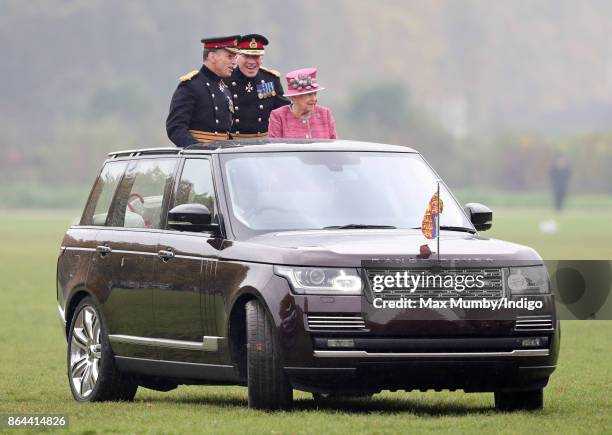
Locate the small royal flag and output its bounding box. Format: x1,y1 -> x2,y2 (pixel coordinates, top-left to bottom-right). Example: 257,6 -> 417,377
421,192 -> 444,240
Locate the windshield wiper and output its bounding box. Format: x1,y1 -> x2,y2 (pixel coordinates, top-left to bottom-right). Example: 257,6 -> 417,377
439,226 -> 477,233
412,226 -> 476,234
323,224 -> 397,230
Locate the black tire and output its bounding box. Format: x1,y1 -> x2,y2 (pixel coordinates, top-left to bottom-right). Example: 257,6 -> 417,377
67,297 -> 137,402
494,388 -> 543,411
246,299 -> 292,410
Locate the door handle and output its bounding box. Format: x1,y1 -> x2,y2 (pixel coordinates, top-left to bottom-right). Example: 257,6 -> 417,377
96,245 -> 112,255
158,249 -> 175,261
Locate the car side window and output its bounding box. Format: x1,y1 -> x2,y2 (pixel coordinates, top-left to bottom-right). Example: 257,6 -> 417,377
173,158 -> 217,217
107,158 -> 177,229
80,161 -> 127,226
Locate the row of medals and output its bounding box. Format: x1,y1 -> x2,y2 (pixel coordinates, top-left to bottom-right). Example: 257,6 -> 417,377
242,81 -> 277,99
219,80 -> 275,114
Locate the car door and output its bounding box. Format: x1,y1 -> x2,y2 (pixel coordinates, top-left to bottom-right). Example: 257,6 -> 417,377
87,157 -> 177,359
153,157 -> 221,364
60,160 -> 127,326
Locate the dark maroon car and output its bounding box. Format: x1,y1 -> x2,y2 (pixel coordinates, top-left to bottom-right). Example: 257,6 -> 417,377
57,139 -> 559,410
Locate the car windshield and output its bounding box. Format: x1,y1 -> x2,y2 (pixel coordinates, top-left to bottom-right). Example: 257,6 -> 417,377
221,151 -> 472,236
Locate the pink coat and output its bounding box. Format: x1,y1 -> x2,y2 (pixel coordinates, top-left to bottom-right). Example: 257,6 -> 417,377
268,105 -> 337,139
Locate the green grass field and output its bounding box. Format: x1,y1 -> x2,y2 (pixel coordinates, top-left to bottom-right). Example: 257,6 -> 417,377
0,208 -> 610,434
485,207 -> 612,260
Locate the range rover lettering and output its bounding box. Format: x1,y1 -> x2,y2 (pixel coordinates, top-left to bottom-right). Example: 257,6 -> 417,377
56,140 -> 559,410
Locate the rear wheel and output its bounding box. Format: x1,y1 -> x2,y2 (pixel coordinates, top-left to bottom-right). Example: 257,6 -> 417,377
246,299 -> 292,410
494,388 -> 543,411
67,297 -> 137,402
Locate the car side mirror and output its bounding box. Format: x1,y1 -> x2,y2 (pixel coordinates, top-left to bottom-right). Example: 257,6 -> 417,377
464,203 -> 493,231
168,203 -> 219,234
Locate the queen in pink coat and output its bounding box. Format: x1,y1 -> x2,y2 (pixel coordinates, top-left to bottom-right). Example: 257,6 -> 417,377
268,68 -> 337,139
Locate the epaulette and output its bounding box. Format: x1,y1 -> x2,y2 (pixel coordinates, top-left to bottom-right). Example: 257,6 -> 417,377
179,70 -> 199,82
260,66 -> 280,78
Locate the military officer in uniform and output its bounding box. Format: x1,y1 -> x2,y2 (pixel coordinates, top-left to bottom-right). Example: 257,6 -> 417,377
166,35 -> 240,147
229,34 -> 289,139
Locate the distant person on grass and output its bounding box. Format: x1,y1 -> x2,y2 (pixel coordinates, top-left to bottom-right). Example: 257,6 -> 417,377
550,154 -> 572,212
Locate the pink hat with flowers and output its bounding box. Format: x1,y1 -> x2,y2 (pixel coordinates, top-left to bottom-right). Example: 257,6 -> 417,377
284,67 -> 325,97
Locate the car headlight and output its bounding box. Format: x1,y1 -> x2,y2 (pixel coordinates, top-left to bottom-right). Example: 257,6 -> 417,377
507,266 -> 550,294
274,266 -> 362,295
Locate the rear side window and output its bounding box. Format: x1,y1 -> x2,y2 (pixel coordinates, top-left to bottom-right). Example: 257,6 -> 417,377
81,161 -> 127,226
107,158 -> 177,229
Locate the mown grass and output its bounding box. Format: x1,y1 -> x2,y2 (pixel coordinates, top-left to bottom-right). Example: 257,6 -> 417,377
485,207 -> 612,260
0,208 -> 610,434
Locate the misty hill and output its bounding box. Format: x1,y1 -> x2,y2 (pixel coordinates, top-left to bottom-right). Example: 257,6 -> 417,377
1,0 -> 611,196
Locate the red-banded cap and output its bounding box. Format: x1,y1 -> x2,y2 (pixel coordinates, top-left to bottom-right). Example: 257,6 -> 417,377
201,35 -> 241,52
237,34 -> 268,55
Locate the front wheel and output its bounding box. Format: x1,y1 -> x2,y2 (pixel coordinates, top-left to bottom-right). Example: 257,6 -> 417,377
67,297 -> 137,402
494,388 -> 543,411
246,299 -> 293,410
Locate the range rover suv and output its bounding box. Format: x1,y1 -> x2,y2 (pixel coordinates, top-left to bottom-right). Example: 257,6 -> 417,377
57,139 -> 559,410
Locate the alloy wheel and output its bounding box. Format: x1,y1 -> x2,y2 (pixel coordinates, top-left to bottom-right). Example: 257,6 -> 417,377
69,306 -> 101,398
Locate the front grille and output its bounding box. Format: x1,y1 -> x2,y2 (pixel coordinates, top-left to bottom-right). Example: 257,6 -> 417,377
515,315 -> 554,331
366,268 -> 504,299
307,314 -> 366,331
